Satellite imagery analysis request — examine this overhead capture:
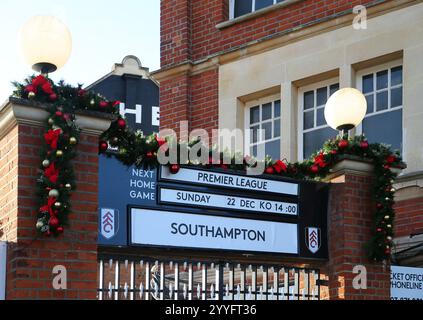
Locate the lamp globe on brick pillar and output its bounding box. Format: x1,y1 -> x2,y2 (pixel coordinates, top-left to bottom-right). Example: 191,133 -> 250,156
20,15 -> 72,74
324,88 -> 367,136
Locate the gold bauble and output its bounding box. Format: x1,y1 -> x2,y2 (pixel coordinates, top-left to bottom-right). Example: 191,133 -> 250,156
56,150 -> 63,157
48,118 -> 54,125
69,137 -> 77,145
28,92 -> 36,99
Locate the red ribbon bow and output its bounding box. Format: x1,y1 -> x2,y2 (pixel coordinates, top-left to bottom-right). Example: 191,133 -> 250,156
314,153 -> 328,168
40,197 -> 57,217
44,163 -> 59,184
273,160 -> 287,173
155,135 -> 167,147
44,129 -> 61,150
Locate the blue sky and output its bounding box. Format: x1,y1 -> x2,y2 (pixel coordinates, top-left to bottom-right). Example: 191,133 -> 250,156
0,0 -> 160,103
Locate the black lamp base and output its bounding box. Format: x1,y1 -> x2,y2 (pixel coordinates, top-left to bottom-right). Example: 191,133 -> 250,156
336,124 -> 355,137
32,62 -> 57,74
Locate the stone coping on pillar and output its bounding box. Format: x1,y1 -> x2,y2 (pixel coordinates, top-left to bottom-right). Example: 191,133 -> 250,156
325,156 -> 374,183
393,170 -> 423,201
0,97 -> 116,139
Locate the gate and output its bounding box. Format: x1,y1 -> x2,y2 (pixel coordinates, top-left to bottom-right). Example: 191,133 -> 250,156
97,256 -> 321,300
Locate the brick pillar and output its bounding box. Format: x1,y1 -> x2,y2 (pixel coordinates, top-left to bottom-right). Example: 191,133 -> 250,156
0,98 -> 112,299
325,159 -> 390,300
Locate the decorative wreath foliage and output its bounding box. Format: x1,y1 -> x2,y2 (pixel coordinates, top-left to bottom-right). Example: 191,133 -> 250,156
13,75 -> 403,262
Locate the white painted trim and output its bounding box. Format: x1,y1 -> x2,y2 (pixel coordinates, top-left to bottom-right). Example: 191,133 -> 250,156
229,0 -> 282,20
0,242 -> 6,300
244,94 -> 281,158
297,77 -> 339,161
355,59 -> 404,156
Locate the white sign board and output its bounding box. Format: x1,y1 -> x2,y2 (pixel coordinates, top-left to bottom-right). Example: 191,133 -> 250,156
131,208 -> 298,254
160,188 -> 298,215
0,242 -> 6,300
391,265 -> 423,300
161,167 -> 298,196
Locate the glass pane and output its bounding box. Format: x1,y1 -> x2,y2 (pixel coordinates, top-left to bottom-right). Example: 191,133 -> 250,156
362,74 -> 374,94
316,108 -> 326,126
262,122 -> 272,140
255,0 -> 274,10
391,66 -> 403,86
274,119 -> 280,138
304,91 -> 314,110
365,94 -> 374,114
251,125 -> 259,143
376,91 -> 388,111
262,103 -> 272,121
274,100 -> 281,118
303,127 -> 338,159
265,140 -> 281,161
362,109 -> 402,152
250,106 -> 260,124
303,111 -> 314,130
316,87 -> 328,106
391,87 -> 403,108
376,70 -> 388,90
329,83 -> 339,96
234,0 -> 253,18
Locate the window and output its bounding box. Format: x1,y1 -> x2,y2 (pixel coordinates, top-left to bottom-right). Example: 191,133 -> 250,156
357,62 -> 403,152
245,99 -> 281,160
230,0 -> 285,19
299,80 -> 339,160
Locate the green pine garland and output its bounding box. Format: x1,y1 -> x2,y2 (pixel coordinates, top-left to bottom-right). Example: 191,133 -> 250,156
13,75 -> 403,261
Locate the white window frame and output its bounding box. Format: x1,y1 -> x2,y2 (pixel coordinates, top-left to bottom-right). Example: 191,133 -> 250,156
244,94 -> 282,159
355,59 -> 404,143
297,78 -> 340,161
229,0 -> 282,20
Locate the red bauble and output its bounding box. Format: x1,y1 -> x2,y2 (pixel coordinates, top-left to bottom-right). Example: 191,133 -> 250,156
57,226 -> 64,233
338,140 -> 349,149
265,167 -> 275,175
117,119 -> 126,129
55,111 -> 63,117
78,89 -> 86,97
360,141 -> 369,149
99,141 -> 109,153
385,248 -> 391,255
311,165 -> 319,174
146,151 -> 155,159
376,228 -> 383,233
170,164 -> 180,174
49,93 -> 58,101
383,164 -> 390,170
49,216 -> 59,228
386,155 -> 396,164
330,150 -> 338,155
99,101 -> 109,108
376,203 -> 383,209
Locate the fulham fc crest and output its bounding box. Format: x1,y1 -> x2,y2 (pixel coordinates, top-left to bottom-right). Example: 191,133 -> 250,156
305,227 -> 321,254
101,208 -> 119,240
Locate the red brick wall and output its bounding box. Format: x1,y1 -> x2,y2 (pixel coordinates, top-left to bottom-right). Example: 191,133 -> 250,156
161,0 -> 384,68
159,0 -> 386,135
2,124 -> 99,299
326,173 -> 390,299
394,197 -> 423,238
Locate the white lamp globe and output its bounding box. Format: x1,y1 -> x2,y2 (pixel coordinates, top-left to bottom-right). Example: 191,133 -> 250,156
324,87 -> 367,132
20,15 -> 72,73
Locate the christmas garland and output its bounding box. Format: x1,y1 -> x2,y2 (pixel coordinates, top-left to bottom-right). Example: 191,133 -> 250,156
13,75 -> 403,262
